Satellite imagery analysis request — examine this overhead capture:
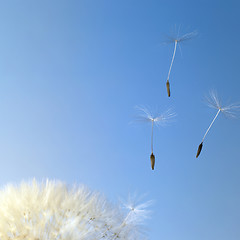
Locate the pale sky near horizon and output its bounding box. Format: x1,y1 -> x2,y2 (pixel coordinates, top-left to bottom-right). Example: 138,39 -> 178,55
0,1 -> 240,239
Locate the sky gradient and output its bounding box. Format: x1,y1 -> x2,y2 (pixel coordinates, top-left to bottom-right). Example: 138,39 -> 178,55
0,1 -> 240,239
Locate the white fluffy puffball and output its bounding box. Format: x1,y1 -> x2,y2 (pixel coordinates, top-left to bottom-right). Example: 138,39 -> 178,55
0,179 -> 150,240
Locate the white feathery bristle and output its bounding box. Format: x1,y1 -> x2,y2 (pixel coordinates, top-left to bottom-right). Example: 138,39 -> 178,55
135,106 -> 176,126
206,90 -> 240,118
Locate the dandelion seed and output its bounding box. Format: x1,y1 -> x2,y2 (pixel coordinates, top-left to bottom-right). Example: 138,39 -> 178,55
196,90 -> 240,158
135,106 -> 176,170
165,27 -> 197,97
166,80 -> 170,97
196,142 -> 203,158
150,153 -> 155,170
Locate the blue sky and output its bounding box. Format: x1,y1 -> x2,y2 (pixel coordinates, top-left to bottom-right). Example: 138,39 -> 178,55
0,1 -> 240,239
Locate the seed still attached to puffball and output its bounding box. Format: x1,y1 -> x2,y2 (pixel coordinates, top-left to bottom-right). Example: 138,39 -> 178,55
164,27 -> 197,97
135,106 -> 176,170
196,90 -> 240,158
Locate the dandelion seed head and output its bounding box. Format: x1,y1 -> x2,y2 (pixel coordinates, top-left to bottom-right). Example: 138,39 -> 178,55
0,179 -> 150,240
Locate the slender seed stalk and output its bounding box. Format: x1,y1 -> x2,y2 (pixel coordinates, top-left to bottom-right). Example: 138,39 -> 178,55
167,40 -> 178,81
150,153 -> 155,170
151,120 -> 154,153
166,40 -> 177,97
150,120 -> 155,170
196,109 -> 221,158
202,109 -> 221,142
112,210 -> 132,239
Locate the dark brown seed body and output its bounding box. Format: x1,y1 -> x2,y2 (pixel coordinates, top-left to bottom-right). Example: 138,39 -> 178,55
166,80 -> 170,97
196,142 -> 203,158
150,153 -> 155,170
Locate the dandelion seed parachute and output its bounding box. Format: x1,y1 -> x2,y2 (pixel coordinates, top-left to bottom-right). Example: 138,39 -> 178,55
135,106 -> 176,170
165,29 -> 197,97
196,91 -> 240,158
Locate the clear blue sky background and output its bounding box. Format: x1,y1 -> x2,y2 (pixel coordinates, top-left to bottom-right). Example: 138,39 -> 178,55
0,1 -> 240,239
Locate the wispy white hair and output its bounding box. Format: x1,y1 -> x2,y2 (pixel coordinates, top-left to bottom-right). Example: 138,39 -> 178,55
0,179 -> 150,240
166,30 -> 198,43
135,106 -> 176,127
205,90 -> 240,118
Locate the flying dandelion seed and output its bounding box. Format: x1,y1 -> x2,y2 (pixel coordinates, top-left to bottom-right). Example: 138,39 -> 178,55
165,27 -> 197,97
196,90 -> 240,158
135,106 -> 176,170
0,179 -> 151,240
